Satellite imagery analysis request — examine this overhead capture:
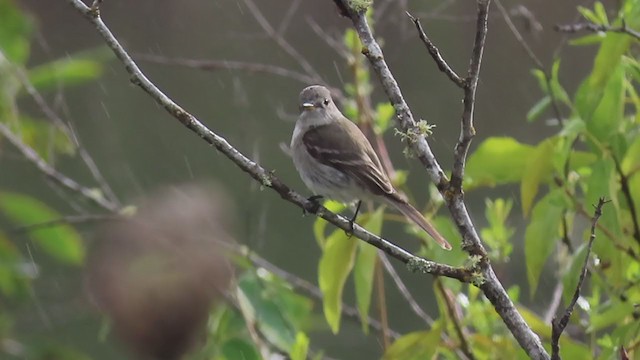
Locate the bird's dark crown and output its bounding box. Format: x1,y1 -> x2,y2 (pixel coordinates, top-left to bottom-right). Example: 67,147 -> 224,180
299,85 -> 333,110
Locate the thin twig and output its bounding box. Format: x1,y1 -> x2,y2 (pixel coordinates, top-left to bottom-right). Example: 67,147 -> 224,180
380,253 -> 470,360
136,53 -> 346,103
379,254 -> 433,326
613,155 -> 640,244
406,12 -> 465,88
543,281 -> 565,324
0,123 -> 118,212
276,0 -> 303,37
555,21 -> 640,41
435,279 -> 475,360
493,0 -> 565,125
135,54 -> 318,84
220,241 -> 401,339
374,257 -> 391,349
242,0 -> 324,81
335,2 -> 550,359
65,0 -> 471,283
493,0 -> 543,69
557,178 -> 639,261
551,197 -> 609,360
0,51 -> 120,207
450,0 -> 489,192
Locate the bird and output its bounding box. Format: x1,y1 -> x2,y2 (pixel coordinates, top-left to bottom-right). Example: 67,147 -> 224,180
290,85 -> 452,250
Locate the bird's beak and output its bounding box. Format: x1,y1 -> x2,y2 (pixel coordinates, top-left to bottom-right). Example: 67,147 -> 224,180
302,102 -> 315,110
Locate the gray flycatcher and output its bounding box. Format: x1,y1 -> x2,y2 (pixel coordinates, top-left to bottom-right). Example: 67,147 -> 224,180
290,85 -> 452,250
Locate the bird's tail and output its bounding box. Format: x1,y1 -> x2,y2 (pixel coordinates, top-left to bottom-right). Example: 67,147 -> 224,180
385,195 -> 452,251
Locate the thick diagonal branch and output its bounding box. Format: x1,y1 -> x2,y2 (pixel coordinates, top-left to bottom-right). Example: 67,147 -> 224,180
65,0 -> 470,283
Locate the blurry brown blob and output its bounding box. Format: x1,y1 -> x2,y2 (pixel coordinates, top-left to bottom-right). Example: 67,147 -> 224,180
86,184 -> 234,360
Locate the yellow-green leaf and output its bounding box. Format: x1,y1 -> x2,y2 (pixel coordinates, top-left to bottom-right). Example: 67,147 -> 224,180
312,200 -> 346,249
353,207 -> 384,333
521,137 -> 558,216
525,190 -> 564,295
289,332 -> 310,360
318,227 -> 358,333
383,323 -> 442,360
465,137 -> 533,189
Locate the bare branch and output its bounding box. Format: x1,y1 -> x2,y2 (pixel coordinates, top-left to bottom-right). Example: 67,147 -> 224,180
220,241 -> 401,339
0,50 -> 120,207
493,0 -> 565,125
555,21 -> 640,41
0,122 -> 118,212
406,12 -> 465,88
65,0 -> 471,283
435,279 -> 475,360
379,253 -> 433,326
450,0 -> 489,191
135,54 -> 318,84
612,155 -> 640,245
242,0 -> 324,81
551,197 -> 609,360
333,1 -> 550,358
135,54 -> 346,103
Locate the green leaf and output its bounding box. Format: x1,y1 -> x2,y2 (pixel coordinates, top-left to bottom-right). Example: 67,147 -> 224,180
518,306 -> 590,358
28,58 -> 104,93
622,136 -> 640,173
589,300 -> 635,332
374,102 -> 395,135
526,96 -> 551,122
521,137 -> 558,216
289,332 -> 310,360
574,3 -> 638,138
11,116 -> 75,160
221,339 -> 260,360
549,59 -> 571,106
593,2 -> 609,25
568,33 -> 605,46
577,6 -> 600,24
383,323 -> 442,360
0,230 -> 29,297
465,137 -> 533,188
236,273 -> 296,351
585,63 -> 625,143
318,227 -> 358,333
312,200 -> 346,249
0,0 -> 33,64
353,207 -> 384,333
0,192 -> 84,265
525,190 -> 564,295
530,68 -> 548,93
480,198 -> 515,261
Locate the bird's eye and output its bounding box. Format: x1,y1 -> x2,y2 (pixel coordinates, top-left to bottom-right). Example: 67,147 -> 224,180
323,99 -> 330,106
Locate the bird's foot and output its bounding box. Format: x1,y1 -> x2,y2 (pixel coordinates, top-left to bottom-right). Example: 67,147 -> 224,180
303,195 -> 324,215
344,200 -> 362,238
345,219 -> 355,238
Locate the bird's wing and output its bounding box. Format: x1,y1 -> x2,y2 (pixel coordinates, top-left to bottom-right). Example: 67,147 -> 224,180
302,119 -> 394,195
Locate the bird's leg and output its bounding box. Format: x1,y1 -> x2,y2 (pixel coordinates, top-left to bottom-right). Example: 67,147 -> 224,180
346,200 -> 362,237
303,195 -> 324,215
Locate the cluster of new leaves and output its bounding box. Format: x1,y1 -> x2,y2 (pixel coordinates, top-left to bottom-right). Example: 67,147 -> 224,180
465,1 -> 640,357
